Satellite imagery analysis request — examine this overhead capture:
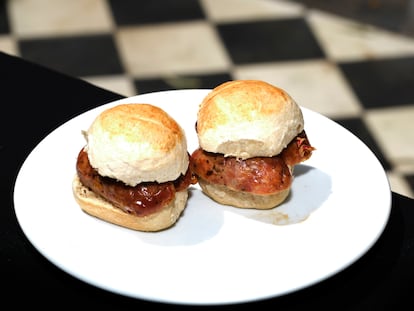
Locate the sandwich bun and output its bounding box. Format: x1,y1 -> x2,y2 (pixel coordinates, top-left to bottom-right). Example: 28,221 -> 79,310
192,80 -> 314,210
197,79 -> 304,159
197,179 -> 290,209
73,103 -> 194,232
86,103 -> 189,186
72,176 -> 188,232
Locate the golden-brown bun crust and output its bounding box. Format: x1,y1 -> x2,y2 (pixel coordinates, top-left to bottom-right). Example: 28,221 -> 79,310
85,103 -> 189,186
197,80 -> 304,159
72,175 -> 188,232
198,178 -> 290,209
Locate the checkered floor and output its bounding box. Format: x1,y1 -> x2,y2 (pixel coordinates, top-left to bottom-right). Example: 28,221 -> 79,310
1,0 -> 414,198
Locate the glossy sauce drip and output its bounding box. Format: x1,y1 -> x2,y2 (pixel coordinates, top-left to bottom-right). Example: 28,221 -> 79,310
76,149 -> 194,216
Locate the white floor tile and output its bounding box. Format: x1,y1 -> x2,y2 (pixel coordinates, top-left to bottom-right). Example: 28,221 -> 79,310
82,75 -> 137,98
365,106 -> 414,171
307,10 -> 414,61
115,21 -> 231,77
234,60 -> 362,118
8,0 -> 114,38
201,0 -> 304,22
387,171 -> 414,198
0,35 -> 18,56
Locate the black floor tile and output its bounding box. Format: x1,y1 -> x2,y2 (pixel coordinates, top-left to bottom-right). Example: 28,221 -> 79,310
406,174 -> 414,195
0,0 -> 9,34
217,18 -> 325,64
134,73 -> 232,94
339,57 -> 414,109
333,117 -> 392,171
18,35 -> 124,77
108,0 -> 205,25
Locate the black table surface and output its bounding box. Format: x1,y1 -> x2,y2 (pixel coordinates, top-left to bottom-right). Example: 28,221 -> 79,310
2,51 -> 414,310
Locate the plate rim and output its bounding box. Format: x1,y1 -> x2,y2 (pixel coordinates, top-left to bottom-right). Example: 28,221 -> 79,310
13,89 -> 392,305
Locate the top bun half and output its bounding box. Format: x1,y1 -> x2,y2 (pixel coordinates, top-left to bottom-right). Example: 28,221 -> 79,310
196,80 -> 304,159
85,103 -> 189,186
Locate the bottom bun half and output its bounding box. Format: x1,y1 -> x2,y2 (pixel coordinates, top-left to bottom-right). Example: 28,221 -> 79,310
72,176 -> 188,232
198,178 -> 290,210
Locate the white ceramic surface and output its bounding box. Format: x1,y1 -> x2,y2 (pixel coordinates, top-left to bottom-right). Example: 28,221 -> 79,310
13,90 -> 391,305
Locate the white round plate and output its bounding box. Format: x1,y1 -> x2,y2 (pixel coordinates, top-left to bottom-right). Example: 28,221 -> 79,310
13,89 -> 391,305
